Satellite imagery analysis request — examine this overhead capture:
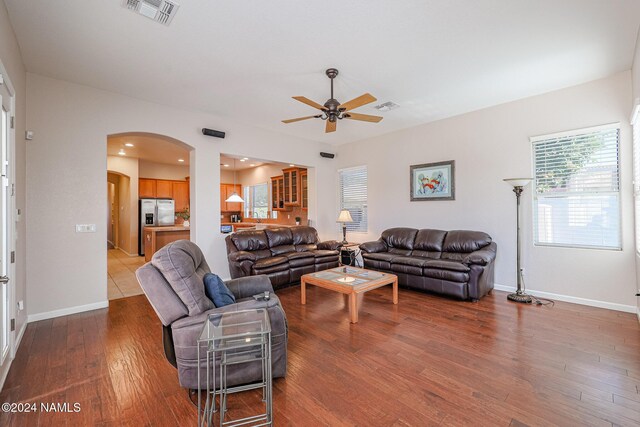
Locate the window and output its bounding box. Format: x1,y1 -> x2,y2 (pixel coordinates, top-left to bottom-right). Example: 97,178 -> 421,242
338,165 -> 367,233
244,183 -> 269,219
532,124 -> 621,250
632,105 -> 640,254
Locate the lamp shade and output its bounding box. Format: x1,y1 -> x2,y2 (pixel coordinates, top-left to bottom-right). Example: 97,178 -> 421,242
336,209 -> 353,223
225,192 -> 244,203
503,178 -> 532,188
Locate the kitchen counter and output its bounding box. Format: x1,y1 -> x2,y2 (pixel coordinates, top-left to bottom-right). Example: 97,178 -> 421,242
143,225 -> 190,262
144,225 -> 191,232
221,222 -> 294,233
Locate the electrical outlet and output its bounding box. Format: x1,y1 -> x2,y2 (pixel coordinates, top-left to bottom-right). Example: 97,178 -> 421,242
17,300 -> 23,311
75,224 -> 96,233
520,268 -> 525,276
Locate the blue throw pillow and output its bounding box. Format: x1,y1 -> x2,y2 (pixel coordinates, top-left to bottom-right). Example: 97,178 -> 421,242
203,273 -> 236,307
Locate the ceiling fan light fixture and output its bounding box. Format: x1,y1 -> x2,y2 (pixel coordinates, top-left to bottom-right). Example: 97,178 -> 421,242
282,68 -> 383,133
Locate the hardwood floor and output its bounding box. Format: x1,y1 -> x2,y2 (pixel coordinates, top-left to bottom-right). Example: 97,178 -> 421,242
1,286 -> 639,426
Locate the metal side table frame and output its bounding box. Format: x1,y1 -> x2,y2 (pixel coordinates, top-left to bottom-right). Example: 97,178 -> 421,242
197,308 -> 272,427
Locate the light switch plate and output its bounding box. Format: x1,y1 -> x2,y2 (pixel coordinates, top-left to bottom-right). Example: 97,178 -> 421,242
75,224 -> 96,233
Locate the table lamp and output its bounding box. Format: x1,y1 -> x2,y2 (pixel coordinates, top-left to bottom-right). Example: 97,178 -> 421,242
336,210 -> 353,244
504,178 -> 532,303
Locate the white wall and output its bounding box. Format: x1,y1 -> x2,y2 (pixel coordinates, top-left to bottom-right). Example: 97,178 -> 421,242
0,0 -> 27,350
106,155 -> 139,254
336,71 -> 637,311
138,159 -> 190,181
26,73 -> 336,319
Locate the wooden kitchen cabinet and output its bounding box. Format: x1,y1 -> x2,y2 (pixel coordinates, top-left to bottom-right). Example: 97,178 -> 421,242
139,178 -> 190,213
301,170 -> 308,210
282,167 -> 305,206
172,181 -> 190,212
139,178 -> 157,198
271,175 -> 287,211
156,180 -> 173,198
220,183 -> 243,212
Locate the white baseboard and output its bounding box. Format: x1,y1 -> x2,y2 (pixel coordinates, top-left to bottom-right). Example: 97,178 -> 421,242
27,300 -> 109,323
493,283 -> 636,313
118,247 -> 138,257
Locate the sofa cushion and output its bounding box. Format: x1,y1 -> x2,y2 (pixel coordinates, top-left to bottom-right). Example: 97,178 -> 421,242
381,228 -> 419,251
423,268 -> 469,283
203,273 -> 236,307
252,256 -> 290,275
271,245 -> 296,256
291,226 -> 319,245
254,256 -> 288,269
265,227 -> 293,247
442,230 -> 492,253
363,252 -> 398,263
391,256 -> 430,268
230,230 -> 269,252
391,263 -> 422,276
412,229 -> 447,258
151,240 -> 214,316
425,259 -> 471,272
295,244 -> 318,252
285,251 -> 315,267
312,249 -> 339,262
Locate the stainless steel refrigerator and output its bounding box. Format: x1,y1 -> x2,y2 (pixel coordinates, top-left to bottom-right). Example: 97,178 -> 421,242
138,198 -> 175,256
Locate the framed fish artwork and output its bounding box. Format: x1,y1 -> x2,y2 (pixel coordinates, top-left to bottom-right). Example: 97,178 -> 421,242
410,160 -> 455,201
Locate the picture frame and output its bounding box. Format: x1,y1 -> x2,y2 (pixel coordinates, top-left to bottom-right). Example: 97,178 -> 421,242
410,160 -> 455,201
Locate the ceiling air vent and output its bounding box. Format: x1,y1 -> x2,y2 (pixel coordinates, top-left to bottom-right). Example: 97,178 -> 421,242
123,0 -> 180,26
374,101 -> 400,112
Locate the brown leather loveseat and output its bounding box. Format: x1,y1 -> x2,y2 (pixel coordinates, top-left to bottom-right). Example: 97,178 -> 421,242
360,228 -> 496,301
225,226 -> 341,289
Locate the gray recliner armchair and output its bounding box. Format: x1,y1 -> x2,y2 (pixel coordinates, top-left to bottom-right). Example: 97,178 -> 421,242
135,240 -> 288,390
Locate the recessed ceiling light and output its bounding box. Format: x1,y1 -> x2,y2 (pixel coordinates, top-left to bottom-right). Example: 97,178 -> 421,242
289,164 -> 295,167
178,159 -> 184,162
223,164 -> 230,167
125,143 -> 134,147
239,159 -> 246,162
250,163 -> 255,167
118,149 -> 126,156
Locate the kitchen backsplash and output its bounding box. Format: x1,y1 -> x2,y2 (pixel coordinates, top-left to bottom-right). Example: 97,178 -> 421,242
221,206 -> 308,225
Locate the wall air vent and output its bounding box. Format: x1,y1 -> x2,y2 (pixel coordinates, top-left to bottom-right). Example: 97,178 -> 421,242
123,0 -> 180,26
374,101 -> 400,112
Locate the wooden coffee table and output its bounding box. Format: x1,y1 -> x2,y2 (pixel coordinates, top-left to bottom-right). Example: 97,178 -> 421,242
300,266 -> 398,323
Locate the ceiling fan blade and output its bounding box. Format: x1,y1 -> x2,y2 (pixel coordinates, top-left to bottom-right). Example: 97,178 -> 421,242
344,112 -> 383,123
325,120 -> 337,133
282,115 -> 318,124
293,96 -> 326,111
338,93 -> 377,112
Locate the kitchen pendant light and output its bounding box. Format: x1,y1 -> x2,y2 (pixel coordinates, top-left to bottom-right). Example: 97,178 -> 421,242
225,158 -> 245,203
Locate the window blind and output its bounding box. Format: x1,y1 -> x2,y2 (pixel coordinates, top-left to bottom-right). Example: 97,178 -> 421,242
532,124 -> 621,250
338,165 -> 368,233
632,107 -> 640,254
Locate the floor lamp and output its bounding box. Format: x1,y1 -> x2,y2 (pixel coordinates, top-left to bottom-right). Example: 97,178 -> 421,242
504,178 -> 532,303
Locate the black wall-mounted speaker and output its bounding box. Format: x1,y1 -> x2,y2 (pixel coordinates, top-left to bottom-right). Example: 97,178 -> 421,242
202,128 -> 226,139
320,152 -> 335,159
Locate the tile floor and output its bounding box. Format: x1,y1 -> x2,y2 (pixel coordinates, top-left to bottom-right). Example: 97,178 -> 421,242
107,249 -> 146,300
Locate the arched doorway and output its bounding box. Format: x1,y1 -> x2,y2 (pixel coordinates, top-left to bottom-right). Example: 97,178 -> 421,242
106,132 -> 194,300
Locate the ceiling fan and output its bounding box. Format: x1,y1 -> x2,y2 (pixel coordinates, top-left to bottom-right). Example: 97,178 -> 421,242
282,68 -> 383,133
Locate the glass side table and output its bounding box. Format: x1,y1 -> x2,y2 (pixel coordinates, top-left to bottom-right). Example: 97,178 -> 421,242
197,308 -> 272,427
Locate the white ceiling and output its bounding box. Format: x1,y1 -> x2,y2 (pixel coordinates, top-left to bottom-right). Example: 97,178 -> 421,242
108,133 -> 191,165
5,0 -> 640,145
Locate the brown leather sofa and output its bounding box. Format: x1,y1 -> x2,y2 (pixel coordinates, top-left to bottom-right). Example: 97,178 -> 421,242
360,228 -> 496,301
225,226 -> 341,289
